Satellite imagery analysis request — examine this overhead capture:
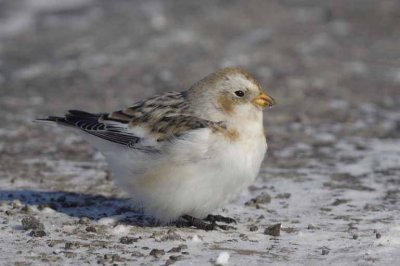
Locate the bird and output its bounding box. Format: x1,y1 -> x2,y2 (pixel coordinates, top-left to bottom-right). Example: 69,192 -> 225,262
37,67 -> 275,229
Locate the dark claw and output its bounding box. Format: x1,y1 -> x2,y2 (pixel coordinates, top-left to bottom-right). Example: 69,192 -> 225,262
217,224 -> 237,231
180,215 -> 236,231
181,215 -> 216,231
205,214 -> 237,224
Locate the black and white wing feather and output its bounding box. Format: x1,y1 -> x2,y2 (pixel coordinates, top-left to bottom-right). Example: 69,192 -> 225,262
37,110 -> 141,148
36,92 -> 225,152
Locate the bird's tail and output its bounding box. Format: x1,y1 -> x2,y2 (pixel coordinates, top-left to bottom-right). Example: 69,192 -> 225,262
35,110 -> 101,127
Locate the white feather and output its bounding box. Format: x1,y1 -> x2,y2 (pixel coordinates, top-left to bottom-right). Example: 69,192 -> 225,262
79,111 -> 267,222
42,67 -> 272,222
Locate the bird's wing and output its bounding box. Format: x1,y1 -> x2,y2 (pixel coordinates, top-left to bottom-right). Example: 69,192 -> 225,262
36,92 -> 225,153
36,110 -> 149,150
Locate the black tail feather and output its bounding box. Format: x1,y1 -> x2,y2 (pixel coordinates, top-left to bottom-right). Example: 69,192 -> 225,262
67,110 -> 100,118
35,110 -> 151,150
35,110 -> 102,127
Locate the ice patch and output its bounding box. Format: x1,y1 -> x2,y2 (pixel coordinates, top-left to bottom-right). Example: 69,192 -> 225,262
336,138 -> 400,176
191,234 -> 202,243
98,217 -> 117,226
216,252 -> 230,265
41,207 -> 55,214
109,224 -> 130,236
98,215 -> 125,226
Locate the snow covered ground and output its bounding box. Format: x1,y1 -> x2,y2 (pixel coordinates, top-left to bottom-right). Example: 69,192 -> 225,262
0,0 -> 399,265
1,134 -> 399,265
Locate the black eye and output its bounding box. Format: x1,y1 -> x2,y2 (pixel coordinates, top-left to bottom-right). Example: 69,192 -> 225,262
234,90 -> 245,97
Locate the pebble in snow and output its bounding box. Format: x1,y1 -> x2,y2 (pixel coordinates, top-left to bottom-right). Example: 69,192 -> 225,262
21,216 -> 44,231
30,230 -> 46,237
321,247 -> 330,255
264,223 -> 281,237
245,192 -> 271,206
165,255 -> 184,265
149,249 -> 165,259
86,226 -> 97,233
120,236 -> 140,244
78,217 -> 91,225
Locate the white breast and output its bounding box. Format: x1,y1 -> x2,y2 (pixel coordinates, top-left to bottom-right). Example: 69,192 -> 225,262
102,120 -> 267,222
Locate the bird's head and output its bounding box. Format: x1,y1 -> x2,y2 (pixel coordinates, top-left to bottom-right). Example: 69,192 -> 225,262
187,67 -> 275,122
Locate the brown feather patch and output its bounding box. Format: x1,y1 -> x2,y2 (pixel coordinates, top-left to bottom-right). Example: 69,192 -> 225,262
217,95 -> 234,114
211,124 -> 240,142
224,128 -> 240,141
110,111 -> 132,122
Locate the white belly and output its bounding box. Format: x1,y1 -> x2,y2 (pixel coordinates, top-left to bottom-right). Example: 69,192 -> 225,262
104,127 -> 267,222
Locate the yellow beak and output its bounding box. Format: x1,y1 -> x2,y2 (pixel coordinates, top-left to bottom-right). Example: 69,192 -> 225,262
253,92 -> 276,108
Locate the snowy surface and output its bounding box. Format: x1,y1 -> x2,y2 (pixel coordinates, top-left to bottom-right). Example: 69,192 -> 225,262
1,135 -> 399,265
1,0 -> 400,265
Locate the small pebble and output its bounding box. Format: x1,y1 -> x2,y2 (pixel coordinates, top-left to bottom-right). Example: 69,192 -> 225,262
168,244 -> 188,253
276,193 -> 291,199
30,230 -> 46,237
160,229 -> 182,241
169,255 -> 183,260
21,216 -> 45,231
150,249 -> 165,259
321,248 -> 330,255
165,255 -> 184,265
131,251 -> 144,257
12,200 -> 22,209
249,225 -> 258,232
364,204 -> 377,211
245,192 -> 271,206
168,246 -> 183,253
120,236 -> 140,244
307,224 -> 317,230
264,223 -> 281,237
332,198 -> 349,206
111,254 -> 121,262
86,226 -> 97,233
78,217 -> 91,225
21,205 -> 33,213
348,223 -> 358,230
65,241 -> 80,250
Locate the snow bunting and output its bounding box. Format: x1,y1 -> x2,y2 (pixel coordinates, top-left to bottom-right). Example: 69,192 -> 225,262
37,67 -> 275,227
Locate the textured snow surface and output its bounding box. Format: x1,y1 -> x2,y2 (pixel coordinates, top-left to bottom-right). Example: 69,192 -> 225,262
1,0 -> 399,265
0,137 -> 399,265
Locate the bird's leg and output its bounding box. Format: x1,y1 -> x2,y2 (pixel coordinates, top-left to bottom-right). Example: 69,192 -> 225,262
181,215 -> 216,231
204,214 -> 237,224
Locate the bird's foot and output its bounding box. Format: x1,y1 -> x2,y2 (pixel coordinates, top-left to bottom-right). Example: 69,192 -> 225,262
204,214 -> 237,224
180,215 -> 216,231
179,214 -> 236,231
